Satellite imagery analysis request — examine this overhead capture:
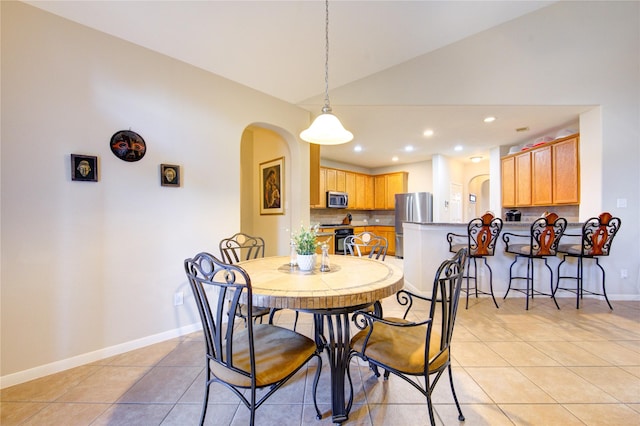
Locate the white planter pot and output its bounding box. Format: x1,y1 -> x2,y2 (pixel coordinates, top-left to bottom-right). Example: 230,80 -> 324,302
297,254 -> 316,271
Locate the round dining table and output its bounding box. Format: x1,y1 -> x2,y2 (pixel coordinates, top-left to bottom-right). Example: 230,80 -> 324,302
238,255 -> 404,424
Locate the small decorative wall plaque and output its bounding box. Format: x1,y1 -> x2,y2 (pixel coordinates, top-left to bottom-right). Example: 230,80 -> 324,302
71,154 -> 98,182
110,130 -> 146,162
161,164 -> 180,187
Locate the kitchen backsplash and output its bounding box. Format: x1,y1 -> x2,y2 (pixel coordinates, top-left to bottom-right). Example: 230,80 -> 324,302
502,205 -> 579,223
311,210 -> 395,226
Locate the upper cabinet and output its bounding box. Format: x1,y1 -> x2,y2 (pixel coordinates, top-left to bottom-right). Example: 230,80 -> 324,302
375,172 -> 408,210
552,136 -> 580,204
311,166 -> 407,210
502,134 -> 580,207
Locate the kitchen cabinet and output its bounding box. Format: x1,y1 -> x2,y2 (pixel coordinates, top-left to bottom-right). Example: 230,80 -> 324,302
501,156 -> 516,206
515,152 -> 532,206
552,136 -> 580,204
501,133 -> 579,207
374,172 -> 408,210
316,233 -> 335,255
532,146 -> 552,205
366,226 -> 396,256
312,167 -> 406,211
345,172 -> 356,208
325,168 -> 337,192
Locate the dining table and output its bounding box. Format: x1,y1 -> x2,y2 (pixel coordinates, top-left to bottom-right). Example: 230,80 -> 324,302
238,255 -> 404,424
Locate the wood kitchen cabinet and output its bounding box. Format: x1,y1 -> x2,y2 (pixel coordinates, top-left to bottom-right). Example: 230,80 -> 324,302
552,136 -> 580,204
515,152 -> 532,206
532,146 -> 552,205
374,172 -> 408,210
501,133 -> 580,208
502,156 -> 516,207
312,166 -> 406,211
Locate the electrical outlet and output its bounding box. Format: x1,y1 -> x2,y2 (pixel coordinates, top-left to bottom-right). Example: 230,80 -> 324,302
620,269 -> 628,279
174,291 -> 184,306
616,198 -> 627,208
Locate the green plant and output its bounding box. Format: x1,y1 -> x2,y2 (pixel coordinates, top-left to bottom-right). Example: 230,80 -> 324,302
293,223 -> 319,255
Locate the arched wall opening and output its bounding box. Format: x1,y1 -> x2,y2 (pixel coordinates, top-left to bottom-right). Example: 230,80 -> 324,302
240,124 -> 308,256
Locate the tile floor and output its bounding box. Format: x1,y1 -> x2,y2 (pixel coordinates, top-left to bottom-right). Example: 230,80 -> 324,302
2,291 -> 640,425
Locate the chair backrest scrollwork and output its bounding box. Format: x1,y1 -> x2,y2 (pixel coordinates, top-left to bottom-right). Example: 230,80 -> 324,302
530,213 -> 567,256
467,212 -> 503,256
219,233 -> 265,264
582,212 -> 621,256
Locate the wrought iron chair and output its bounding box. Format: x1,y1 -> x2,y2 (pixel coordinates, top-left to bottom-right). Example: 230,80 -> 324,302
555,212 -> 621,309
184,252 -> 322,426
345,231 -> 388,317
349,249 -> 468,426
502,213 -> 566,310
219,233 -> 271,325
447,212 -> 503,308
344,231 -> 388,261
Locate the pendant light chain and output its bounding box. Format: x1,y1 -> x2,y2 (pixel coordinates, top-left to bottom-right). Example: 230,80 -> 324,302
323,0 -> 331,112
299,0 -> 353,144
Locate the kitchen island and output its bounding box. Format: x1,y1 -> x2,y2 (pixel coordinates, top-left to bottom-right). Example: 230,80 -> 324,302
403,221 -> 584,303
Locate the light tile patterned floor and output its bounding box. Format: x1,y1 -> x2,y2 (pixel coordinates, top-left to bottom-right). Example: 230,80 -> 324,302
2,294 -> 639,425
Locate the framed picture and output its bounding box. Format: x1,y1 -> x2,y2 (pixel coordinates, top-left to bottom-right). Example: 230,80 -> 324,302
259,157 -> 284,215
71,154 -> 98,182
161,164 -> 180,187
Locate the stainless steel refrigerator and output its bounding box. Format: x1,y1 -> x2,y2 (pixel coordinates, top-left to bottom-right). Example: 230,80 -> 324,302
395,192 -> 433,258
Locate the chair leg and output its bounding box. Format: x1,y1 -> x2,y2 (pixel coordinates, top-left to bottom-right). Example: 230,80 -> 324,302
504,256 -> 519,300
448,364 -> 465,421
596,258 -> 613,310
526,257 -> 532,310
483,257 -> 499,308
312,355 -> 323,420
199,370 -> 211,426
544,257 -> 560,310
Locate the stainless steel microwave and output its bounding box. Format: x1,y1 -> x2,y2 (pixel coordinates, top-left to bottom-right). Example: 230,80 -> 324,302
326,191 -> 348,209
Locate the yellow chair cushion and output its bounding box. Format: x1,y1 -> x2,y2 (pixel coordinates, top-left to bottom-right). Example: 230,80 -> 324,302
351,319 -> 449,375
210,324 -> 316,388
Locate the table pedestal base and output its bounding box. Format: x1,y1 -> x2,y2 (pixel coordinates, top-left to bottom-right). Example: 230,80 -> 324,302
314,312 -> 355,424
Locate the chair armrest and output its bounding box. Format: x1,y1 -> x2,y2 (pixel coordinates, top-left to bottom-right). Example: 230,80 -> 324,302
351,309 -> 431,331
446,233 -> 467,250
501,231 -> 529,251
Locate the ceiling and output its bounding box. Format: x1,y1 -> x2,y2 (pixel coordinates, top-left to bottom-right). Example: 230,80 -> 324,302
26,0 -> 591,168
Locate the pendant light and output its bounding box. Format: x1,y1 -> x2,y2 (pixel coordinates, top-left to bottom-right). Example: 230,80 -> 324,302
300,0 -> 353,145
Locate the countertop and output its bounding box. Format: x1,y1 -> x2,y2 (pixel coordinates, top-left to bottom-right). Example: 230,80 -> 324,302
405,221 -> 583,227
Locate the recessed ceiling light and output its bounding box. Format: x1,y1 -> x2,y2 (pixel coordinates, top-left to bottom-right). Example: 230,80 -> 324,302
353,145 -> 362,152
392,156 -> 399,162
470,156 -> 482,163
405,145 -> 414,152
454,145 -> 463,152
423,129 -> 434,137
483,116 -> 496,123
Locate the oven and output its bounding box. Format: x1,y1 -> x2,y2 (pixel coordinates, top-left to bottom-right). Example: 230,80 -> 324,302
334,228 -> 354,255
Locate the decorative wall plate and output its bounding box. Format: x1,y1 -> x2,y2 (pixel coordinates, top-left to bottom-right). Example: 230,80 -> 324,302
110,130 -> 146,162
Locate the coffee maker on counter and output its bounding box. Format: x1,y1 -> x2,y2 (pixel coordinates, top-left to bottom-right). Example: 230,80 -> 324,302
505,209 -> 521,222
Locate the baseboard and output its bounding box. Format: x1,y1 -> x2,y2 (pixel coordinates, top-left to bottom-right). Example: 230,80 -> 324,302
0,322 -> 201,389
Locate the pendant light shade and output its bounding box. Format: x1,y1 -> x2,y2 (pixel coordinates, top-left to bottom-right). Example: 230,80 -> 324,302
300,106 -> 353,145
300,0 -> 353,145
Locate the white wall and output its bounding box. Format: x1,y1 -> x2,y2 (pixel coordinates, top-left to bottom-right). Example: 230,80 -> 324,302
1,2 -> 310,384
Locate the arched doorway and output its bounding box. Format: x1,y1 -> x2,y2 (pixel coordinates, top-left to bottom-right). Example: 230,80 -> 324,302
467,174 -> 490,220
239,124 -> 308,256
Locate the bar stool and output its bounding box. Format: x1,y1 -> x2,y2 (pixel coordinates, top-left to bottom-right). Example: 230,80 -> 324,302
555,212 -> 621,309
447,212 -> 503,308
502,213 -> 566,310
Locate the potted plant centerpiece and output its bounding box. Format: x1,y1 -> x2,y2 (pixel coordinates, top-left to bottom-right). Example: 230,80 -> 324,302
293,223 -> 320,271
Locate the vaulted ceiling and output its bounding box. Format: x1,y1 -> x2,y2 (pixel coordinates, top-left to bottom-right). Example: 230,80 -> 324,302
26,0 -> 590,168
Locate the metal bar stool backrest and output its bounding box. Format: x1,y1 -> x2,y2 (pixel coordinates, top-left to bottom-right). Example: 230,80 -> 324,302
468,212 -> 503,257
579,212 -> 622,257
528,213 -> 567,256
